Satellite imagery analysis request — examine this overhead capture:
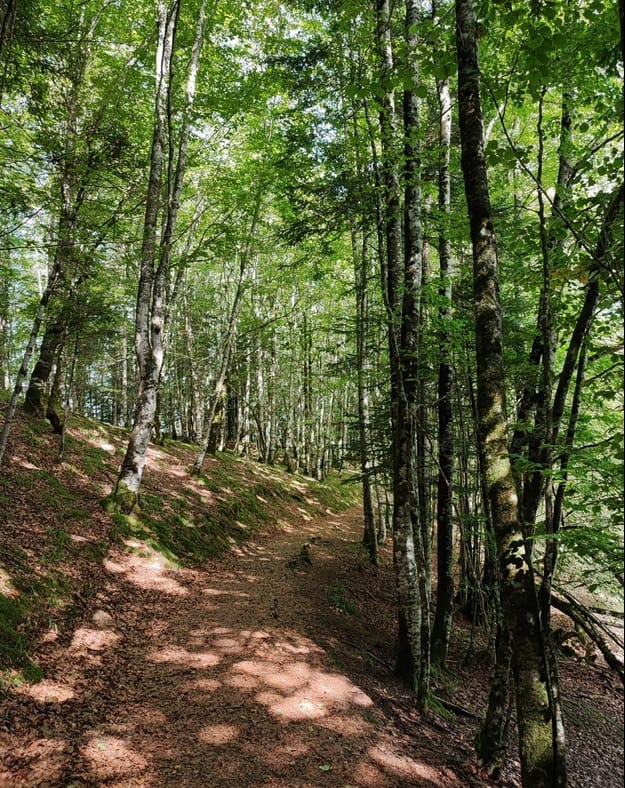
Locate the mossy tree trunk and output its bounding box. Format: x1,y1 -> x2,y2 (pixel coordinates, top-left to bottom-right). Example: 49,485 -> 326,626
454,0 -> 566,784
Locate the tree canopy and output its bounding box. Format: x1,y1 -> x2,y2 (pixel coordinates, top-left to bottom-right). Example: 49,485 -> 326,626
1,0 -> 623,784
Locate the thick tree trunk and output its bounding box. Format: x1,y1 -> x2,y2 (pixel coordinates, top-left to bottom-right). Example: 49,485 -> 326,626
454,1 -> 566,784
24,5 -> 105,425
23,312 -> 67,419
476,621 -> 513,774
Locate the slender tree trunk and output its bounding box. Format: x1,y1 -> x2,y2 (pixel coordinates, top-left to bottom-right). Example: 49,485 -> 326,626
192,255 -> 246,473
111,0 -> 209,509
375,0 -> 423,699
0,260 -> 10,390
352,226 -> 379,564
431,58 -> 455,667
455,1 -> 566,784
193,182 -> 264,473
110,1 -> 178,511
402,1 -> 431,707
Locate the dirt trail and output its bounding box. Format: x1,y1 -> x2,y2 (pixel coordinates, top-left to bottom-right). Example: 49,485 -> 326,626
2,501 -> 623,787
0,506 -> 480,787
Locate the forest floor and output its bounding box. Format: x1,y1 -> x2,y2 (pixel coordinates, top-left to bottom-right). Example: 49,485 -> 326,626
0,407 -> 623,786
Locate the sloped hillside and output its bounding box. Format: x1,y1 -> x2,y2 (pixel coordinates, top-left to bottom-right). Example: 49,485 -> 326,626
0,403 -> 359,681
0,404 -> 623,787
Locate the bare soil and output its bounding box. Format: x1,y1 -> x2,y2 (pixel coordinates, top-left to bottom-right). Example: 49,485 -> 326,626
0,412 -> 623,786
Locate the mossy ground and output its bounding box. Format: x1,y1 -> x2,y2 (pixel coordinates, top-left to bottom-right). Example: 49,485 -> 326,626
0,394 -> 360,682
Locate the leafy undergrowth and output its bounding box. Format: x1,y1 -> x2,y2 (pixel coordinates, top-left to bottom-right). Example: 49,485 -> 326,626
0,400 -> 359,684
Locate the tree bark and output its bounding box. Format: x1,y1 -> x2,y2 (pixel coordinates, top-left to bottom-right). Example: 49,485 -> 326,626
431,31 -> 455,666
454,1 -> 566,783
352,226 -> 379,564
375,0 -> 424,701
111,1 -> 179,511
112,0 -> 209,510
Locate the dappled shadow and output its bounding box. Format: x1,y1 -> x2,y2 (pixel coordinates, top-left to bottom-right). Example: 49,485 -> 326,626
0,509 -> 475,787
103,539 -> 190,596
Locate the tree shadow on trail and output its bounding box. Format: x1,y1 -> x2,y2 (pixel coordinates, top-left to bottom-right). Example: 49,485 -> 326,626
1,513 -> 495,786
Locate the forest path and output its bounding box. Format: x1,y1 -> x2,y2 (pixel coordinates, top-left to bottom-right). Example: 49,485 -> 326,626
0,505 -> 483,787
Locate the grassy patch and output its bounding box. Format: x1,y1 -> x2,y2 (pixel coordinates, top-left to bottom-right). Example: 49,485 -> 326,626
41,526 -> 74,562
119,482 -> 275,565
330,583 -> 359,616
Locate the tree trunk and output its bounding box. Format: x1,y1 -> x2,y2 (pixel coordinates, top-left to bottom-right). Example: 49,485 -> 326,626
454,1 -> 566,783
111,0 -> 208,510
476,620 -> 513,774
193,181 -> 264,473
431,53 -> 455,667
375,0 -> 423,700
352,226 -> 379,564
111,1 -> 179,512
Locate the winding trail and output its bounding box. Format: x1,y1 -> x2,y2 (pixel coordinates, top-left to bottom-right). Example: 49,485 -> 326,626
0,506 -> 475,787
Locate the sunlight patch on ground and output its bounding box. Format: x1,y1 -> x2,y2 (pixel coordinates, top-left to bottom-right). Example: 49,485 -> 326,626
212,635 -> 244,652
185,677 -> 222,693
17,459 -> 38,470
15,680 -> 75,704
169,465 -> 187,478
246,629 -> 272,639
224,672 -> 259,690
198,724 -> 239,745
317,713 -> 373,737
254,689 -> 328,720
368,745 -> 450,785
203,587 -> 250,599
254,632 -> 321,658
70,627 -> 120,654
0,566 -> 17,597
231,659 -> 373,722
81,735 -> 148,780
148,646 -> 220,669
104,542 -> 189,596
352,760 -> 388,786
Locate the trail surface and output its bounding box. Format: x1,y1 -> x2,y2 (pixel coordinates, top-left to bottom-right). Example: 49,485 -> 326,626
0,506 -> 478,787
1,504 -> 623,787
